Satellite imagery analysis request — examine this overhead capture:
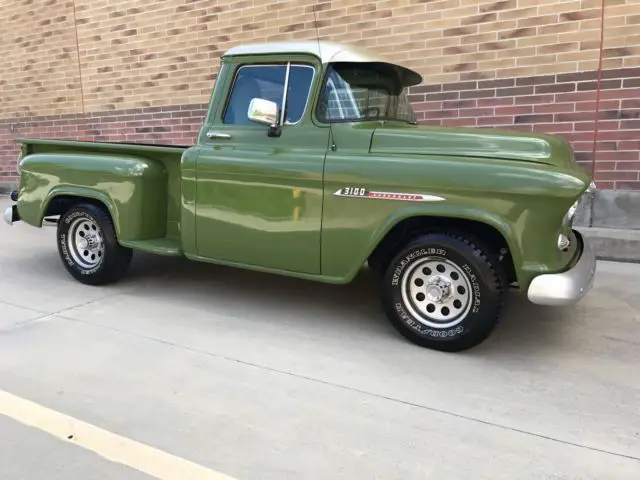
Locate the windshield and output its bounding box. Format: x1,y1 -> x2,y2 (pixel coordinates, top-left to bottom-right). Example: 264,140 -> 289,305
316,62 -> 417,124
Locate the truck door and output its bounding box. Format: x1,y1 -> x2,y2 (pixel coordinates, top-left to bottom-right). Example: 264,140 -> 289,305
194,57 -> 329,275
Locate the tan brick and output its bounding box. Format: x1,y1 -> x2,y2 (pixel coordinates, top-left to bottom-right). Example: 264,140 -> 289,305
623,55 -> 640,67
517,54 -> 557,67
517,34 -> 559,47
0,0 -> 638,118
538,1 -> 582,15
535,62 -> 578,75
478,57 -> 516,70
498,7 -> 537,21
517,14 -> 559,28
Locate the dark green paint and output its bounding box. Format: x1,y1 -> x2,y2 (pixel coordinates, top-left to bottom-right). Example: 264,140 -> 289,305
13,48 -> 591,291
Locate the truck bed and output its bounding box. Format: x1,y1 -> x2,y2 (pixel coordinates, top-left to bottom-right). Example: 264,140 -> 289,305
15,137 -> 189,256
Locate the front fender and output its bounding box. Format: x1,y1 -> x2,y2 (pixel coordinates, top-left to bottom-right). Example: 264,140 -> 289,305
328,203 -> 521,284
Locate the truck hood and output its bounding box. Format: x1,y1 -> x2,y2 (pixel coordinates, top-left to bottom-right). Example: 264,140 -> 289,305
369,125 -> 576,168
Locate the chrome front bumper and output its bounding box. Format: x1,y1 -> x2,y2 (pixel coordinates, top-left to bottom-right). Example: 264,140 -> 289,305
527,230 -> 597,306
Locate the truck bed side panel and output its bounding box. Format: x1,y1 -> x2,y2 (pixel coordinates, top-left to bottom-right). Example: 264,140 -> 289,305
17,140 -> 185,243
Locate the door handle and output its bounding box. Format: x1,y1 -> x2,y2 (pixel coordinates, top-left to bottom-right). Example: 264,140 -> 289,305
207,131 -> 232,140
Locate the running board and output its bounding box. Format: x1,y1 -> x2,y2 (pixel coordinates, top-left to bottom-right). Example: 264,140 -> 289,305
43,216 -> 59,227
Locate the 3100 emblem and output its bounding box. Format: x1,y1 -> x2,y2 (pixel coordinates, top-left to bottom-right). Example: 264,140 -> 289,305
333,187 -> 446,203
339,187 -> 367,197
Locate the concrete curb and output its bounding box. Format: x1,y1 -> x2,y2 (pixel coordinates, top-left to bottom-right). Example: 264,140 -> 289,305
577,227 -> 640,264
0,183 -> 17,194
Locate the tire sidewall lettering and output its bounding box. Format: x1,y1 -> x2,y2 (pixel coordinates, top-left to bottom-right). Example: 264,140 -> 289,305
387,241 -> 487,340
58,210 -> 105,275
394,301 -> 464,338
391,247 -> 447,287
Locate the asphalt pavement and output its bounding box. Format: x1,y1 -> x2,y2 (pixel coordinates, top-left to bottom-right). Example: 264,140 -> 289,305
0,197 -> 639,479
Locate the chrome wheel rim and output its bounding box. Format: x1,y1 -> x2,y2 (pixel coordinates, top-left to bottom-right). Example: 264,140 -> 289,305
400,256 -> 473,329
67,217 -> 104,269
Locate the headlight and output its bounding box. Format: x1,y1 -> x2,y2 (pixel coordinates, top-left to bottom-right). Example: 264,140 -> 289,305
563,199 -> 579,226
562,181 -> 595,227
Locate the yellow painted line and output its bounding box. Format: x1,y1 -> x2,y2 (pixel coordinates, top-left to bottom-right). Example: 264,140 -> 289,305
0,389 -> 238,480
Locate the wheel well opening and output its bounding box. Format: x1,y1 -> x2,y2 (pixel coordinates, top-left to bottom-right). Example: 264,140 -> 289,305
368,216 -> 517,284
44,195 -> 109,218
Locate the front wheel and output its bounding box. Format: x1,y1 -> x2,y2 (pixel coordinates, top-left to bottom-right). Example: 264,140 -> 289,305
381,232 -> 505,352
57,203 -> 133,286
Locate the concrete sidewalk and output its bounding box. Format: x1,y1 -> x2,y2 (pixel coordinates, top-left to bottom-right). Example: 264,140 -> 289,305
1,195 -> 639,479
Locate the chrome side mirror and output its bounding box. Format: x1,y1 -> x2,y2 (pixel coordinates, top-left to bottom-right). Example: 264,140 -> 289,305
247,98 -> 278,126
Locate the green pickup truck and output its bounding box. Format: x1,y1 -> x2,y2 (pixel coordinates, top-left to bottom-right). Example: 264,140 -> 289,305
5,41 -> 597,352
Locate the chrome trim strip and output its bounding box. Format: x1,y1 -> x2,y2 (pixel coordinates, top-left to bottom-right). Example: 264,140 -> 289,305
527,230 -> 597,306
280,62 -> 291,126
333,188 -> 445,202
206,132 -> 232,139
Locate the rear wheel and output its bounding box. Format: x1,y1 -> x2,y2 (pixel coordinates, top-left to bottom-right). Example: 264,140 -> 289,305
381,232 -> 505,352
57,203 -> 132,285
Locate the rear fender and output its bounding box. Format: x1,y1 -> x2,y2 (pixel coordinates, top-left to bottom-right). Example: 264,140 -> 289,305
42,187 -> 118,231
16,152 -> 168,242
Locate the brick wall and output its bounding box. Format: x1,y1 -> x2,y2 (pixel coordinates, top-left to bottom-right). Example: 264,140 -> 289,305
1,0 -> 639,189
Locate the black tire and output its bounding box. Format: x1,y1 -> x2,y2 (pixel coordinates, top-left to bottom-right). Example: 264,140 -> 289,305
56,202 -> 133,286
381,232 -> 505,352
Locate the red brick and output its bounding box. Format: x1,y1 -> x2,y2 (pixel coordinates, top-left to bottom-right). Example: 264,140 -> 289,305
619,141 -> 640,151
532,123 -> 575,134
599,130 -> 638,141
442,99 -> 478,109
595,170 -> 638,181
477,116 -> 514,125
576,120 -> 619,131
621,119 -> 640,130
621,99 -> 640,109
477,97 -> 514,107
561,131 -> 601,142
443,118 -> 478,127
615,181 -> 640,190
611,151 -> 640,161
495,106 -> 533,115
574,100 -> 620,112
558,91 -> 597,103
555,111 -> 600,123
616,161 -> 640,170
458,107 -> 494,117
414,101 -> 444,112
534,103 -> 575,113
425,109 -> 458,119
600,88 -> 640,100
587,161 -> 616,171
515,94 -> 554,105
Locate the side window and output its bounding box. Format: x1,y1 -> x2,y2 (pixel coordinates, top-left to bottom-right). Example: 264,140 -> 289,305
223,64 -> 314,125
284,65 -> 314,124
223,65 -> 286,125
